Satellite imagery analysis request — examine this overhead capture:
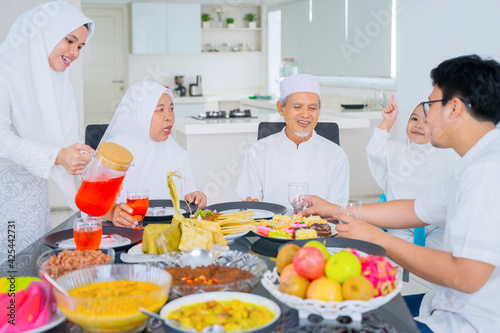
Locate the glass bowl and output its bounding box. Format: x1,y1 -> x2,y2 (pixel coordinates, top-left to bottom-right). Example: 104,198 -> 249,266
37,248 -> 115,280
53,264 -> 172,333
151,250 -> 268,300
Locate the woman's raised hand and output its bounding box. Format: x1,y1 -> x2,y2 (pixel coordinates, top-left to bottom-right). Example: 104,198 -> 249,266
56,143 -> 94,175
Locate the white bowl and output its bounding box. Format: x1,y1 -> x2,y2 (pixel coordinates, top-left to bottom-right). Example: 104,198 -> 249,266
159,291 -> 281,333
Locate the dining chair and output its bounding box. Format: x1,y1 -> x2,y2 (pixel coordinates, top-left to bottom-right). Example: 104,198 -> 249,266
85,124 -> 108,150
257,122 -> 340,145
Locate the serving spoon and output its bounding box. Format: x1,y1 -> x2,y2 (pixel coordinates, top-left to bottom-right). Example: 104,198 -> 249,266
179,248 -> 213,268
39,270 -> 70,297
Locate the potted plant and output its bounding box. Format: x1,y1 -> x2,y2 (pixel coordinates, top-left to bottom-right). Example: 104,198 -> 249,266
201,13 -> 212,29
214,7 -> 225,28
226,17 -> 235,28
244,13 -> 257,29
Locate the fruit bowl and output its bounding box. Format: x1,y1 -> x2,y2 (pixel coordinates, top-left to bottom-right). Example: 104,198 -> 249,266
261,267 -> 402,321
53,264 -> 171,333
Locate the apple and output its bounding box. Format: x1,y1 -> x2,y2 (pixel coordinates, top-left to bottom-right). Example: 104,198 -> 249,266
303,240 -> 330,260
325,250 -> 361,284
293,246 -> 326,281
342,275 -> 375,301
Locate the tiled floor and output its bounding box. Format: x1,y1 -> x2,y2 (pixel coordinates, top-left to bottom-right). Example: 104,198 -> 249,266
49,194 -> 433,296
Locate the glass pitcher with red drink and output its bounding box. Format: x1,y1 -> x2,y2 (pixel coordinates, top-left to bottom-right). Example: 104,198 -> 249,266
75,142 -> 133,217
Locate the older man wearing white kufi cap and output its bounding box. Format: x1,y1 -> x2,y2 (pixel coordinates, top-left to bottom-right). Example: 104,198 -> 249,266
236,74 -> 350,208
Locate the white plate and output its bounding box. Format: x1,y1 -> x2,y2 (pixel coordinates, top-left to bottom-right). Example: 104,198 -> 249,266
24,309 -> 65,333
223,230 -> 249,244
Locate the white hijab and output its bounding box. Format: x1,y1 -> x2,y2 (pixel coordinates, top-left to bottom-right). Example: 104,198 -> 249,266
0,1 -> 94,210
101,81 -> 196,203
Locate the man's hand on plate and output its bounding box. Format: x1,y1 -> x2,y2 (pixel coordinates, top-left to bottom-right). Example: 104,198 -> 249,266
185,191 -> 207,209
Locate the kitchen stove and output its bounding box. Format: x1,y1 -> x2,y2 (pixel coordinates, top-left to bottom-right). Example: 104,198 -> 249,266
192,109 -> 255,120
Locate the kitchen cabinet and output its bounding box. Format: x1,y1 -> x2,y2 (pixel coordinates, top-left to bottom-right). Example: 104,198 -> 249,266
200,4 -> 263,53
131,3 -> 201,54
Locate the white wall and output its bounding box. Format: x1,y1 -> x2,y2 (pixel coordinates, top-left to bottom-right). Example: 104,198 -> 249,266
128,52 -> 266,94
395,0 -> 500,137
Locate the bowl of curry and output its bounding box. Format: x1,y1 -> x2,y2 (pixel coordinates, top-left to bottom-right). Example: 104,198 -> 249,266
53,264 -> 172,333
159,291 -> 281,333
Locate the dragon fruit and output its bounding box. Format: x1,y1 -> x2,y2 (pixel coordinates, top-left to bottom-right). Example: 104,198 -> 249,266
359,255 -> 397,297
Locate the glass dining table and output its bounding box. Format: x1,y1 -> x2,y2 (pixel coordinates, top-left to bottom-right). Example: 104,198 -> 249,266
0,212 -> 419,333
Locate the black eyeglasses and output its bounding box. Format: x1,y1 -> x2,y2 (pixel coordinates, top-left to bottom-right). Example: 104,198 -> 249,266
420,97 -> 472,116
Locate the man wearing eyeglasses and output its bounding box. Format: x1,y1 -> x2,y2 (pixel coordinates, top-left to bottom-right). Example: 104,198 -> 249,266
303,54 -> 500,333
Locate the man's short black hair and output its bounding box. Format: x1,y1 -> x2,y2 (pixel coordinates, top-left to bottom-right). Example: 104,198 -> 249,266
431,54 -> 500,124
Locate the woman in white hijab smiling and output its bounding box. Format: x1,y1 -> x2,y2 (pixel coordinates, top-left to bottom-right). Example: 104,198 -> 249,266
0,1 -> 95,253
101,81 -> 207,228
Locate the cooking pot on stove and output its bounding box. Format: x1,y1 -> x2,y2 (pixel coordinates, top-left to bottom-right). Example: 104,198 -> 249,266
229,109 -> 251,118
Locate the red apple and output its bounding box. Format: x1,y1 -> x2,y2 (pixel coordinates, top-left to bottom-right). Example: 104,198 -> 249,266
293,246 -> 326,280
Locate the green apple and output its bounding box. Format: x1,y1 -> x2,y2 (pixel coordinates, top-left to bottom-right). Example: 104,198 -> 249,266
325,251 -> 361,284
303,240 -> 330,260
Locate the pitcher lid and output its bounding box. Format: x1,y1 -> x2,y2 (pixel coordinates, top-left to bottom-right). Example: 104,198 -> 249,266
96,142 -> 133,171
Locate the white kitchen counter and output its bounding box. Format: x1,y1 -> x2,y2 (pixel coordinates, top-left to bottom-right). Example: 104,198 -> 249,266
174,113 -> 371,136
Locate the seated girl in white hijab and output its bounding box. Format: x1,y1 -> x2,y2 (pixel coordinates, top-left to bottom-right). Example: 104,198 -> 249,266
0,1 -> 95,253
101,81 -> 207,228
366,97 -> 459,249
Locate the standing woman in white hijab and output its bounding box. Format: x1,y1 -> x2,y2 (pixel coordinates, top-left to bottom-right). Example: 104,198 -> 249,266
100,81 -> 207,228
0,1 -> 95,254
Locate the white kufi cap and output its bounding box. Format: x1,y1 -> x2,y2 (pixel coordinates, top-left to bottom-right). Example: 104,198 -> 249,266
280,74 -> 320,101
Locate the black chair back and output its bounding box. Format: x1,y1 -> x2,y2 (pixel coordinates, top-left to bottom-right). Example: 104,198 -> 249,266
257,122 -> 340,145
85,124 -> 108,150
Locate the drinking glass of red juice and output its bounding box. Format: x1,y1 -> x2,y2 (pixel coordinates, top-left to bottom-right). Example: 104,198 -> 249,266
73,217 -> 103,250
127,189 -> 149,228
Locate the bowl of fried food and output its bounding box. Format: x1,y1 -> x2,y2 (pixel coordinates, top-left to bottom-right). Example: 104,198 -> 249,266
37,248 -> 115,280
152,250 -> 268,300
53,264 -> 171,333
159,291 -> 281,333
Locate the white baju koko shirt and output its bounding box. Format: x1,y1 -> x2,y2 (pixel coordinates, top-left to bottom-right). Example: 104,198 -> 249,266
236,128 -> 350,209
366,127 -> 459,249
414,129 -> 500,333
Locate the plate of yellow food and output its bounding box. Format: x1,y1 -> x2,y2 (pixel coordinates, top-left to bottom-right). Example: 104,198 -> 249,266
159,291 -> 281,333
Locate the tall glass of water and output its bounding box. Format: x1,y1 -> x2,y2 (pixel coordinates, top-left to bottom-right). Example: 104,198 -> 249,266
288,183 -> 309,214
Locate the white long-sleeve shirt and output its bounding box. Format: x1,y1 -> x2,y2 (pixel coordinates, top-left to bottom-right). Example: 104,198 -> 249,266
414,129 -> 500,333
236,128 -> 350,209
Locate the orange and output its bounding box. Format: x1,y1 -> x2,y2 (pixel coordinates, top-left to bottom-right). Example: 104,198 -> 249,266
279,264 -> 298,286
306,276 -> 343,302
279,274 -> 310,299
